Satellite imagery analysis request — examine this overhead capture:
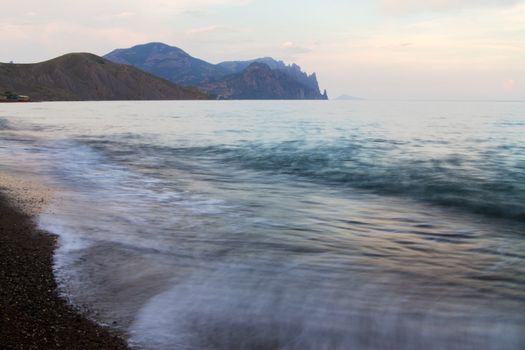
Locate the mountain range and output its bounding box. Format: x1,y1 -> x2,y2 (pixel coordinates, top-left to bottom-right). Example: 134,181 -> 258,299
0,53 -> 208,101
104,42 -> 328,100
1,43 -> 329,102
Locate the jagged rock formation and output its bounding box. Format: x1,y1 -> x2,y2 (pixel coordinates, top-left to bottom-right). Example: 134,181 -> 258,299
200,63 -> 327,100
104,43 -> 328,100
217,57 -> 321,92
0,53 -> 208,101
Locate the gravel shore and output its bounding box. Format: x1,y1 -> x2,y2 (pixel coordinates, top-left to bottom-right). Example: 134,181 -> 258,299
0,192 -> 129,349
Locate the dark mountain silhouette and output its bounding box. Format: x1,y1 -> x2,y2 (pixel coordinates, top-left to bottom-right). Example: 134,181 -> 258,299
217,57 -> 321,92
104,42 -> 327,100
200,62 -> 328,100
0,53 -> 208,101
105,42 -> 225,86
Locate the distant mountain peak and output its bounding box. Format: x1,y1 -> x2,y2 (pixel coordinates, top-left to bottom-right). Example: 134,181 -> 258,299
105,42 -> 222,86
143,42 -> 171,47
199,62 -> 327,100
216,57 -> 322,94
132,42 -> 188,54
104,42 -> 328,100
106,42 -> 190,60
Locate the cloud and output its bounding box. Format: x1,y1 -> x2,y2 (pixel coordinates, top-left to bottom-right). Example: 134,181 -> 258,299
112,11 -> 136,18
378,42 -> 413,49
381,0 -> 522,14
0,0 -> 253,62
97,11 -> 137,21
187,25 -> 221,35
181,9 -> 207,17
280,41 -> 312,54
0,1 -> 252,23
502,79 -> 517,91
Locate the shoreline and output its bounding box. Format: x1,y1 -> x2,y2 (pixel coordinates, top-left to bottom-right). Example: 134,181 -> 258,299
0,189 -> 130,349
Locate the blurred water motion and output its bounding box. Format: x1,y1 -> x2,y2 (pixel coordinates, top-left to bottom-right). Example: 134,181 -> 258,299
1,100 -> 524,349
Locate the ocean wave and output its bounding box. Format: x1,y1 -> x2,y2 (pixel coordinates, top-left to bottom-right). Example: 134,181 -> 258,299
82,138 -> 525,223
0,117 -> 12,130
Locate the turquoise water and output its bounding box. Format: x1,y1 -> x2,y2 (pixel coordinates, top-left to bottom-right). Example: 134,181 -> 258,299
1,101 -> 524,349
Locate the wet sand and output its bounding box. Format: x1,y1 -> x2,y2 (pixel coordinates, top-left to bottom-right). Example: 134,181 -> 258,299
0,176 -> 129,349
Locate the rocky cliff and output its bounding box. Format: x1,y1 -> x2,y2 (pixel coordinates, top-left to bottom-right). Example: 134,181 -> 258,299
0,53 -> 208,101
200,63 -> 327,100
217,57 -> 321,92
104,43 -> 328,100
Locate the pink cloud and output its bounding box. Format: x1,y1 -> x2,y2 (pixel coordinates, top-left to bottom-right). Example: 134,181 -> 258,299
502,79 -> 517,91
381,0 -> 521,14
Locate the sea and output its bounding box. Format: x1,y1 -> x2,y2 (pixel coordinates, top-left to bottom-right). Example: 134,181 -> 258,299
0,100 -> 524,350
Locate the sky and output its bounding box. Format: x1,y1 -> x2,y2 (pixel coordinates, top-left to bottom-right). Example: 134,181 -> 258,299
1,0 -> 524,99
